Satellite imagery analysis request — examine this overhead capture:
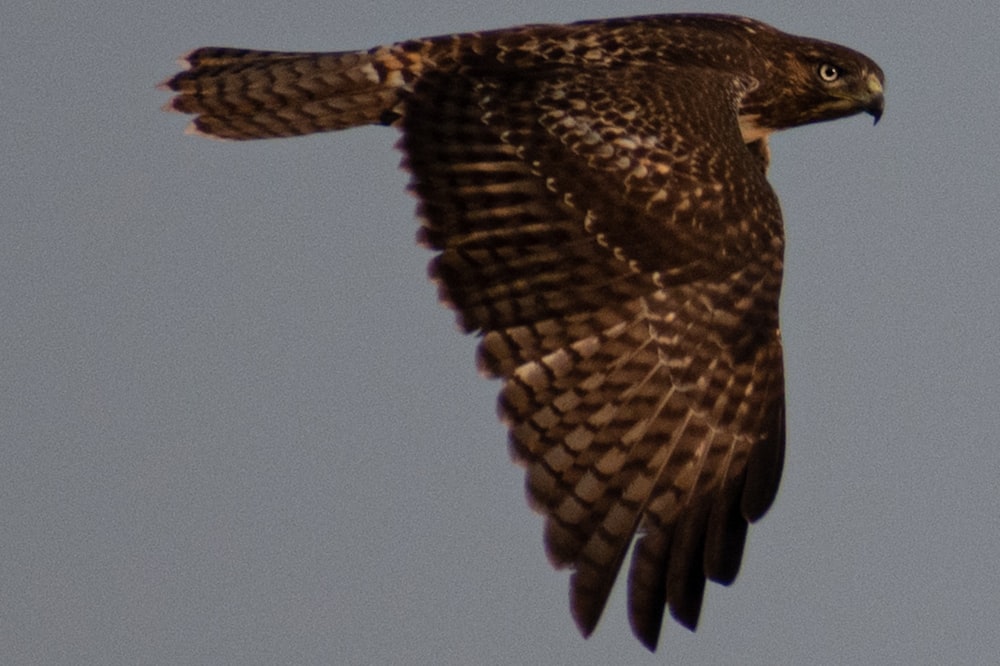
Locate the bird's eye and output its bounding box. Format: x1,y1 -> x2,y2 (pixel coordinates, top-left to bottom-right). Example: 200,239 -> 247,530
818,63 -> 841,82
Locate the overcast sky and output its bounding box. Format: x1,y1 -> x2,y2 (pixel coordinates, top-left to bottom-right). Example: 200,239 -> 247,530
3,1 -> 999,664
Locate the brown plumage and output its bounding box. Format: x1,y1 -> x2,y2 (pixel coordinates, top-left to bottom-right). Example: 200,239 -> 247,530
161,14 -> 884,651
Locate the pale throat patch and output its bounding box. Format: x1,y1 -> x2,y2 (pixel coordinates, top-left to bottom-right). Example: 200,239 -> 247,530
738,113 -> 774,143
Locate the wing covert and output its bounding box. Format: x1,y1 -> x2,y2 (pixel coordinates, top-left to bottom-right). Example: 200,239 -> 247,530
478,65 -> 783,283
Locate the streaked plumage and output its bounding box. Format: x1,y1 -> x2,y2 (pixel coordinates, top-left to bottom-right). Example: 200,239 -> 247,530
161,14 -> 884,651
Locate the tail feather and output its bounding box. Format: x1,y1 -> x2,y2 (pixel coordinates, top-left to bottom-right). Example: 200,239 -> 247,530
160,46 -> 419,140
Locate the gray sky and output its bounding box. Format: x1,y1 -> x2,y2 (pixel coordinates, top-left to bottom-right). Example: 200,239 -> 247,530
3,1 -> 999,664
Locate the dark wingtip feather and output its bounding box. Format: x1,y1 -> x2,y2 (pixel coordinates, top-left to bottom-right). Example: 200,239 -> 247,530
628,583 -> 665,651
665,508 -> 709,632
569,581 -> 603,640
635,625 -> 661,652
627,531 -> 670,651
741,414 -> 786,521
668,575 -> 705,632
704,476 -> 750,584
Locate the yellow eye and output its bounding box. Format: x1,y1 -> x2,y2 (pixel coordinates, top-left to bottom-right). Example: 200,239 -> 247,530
818,63 -> 841,82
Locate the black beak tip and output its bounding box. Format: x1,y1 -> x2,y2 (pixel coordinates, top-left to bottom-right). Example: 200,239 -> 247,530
868,95 -> 885,125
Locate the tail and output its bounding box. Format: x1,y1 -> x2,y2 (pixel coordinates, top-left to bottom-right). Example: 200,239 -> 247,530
160,46 -> 428,140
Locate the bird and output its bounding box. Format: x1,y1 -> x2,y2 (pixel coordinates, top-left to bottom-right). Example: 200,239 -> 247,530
161,13 -> 884,651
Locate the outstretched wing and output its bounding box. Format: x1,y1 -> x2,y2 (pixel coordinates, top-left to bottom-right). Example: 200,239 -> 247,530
401,57 -> 786,649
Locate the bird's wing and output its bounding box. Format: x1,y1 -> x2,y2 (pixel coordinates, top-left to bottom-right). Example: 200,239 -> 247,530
401,60 -> 786,649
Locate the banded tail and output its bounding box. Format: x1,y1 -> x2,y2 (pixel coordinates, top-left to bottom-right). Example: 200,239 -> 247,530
160,44 -> 437,140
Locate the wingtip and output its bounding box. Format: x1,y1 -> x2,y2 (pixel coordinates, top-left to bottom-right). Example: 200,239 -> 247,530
633,623 -> 661,652
666,572 -> 706,634
570,601 -> 600,641
670,604 -> 701,633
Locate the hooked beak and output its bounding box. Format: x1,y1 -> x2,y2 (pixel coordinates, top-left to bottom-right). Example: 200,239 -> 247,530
863,73 -> 885,125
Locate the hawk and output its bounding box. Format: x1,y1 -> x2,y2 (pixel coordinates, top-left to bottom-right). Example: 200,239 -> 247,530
161,14 -> 884,651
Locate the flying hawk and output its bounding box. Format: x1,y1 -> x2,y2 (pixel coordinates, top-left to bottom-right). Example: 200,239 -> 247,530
161,13 -> 884,651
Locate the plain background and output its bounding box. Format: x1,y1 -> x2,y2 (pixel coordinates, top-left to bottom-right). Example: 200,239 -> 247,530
3,1 -> 998,664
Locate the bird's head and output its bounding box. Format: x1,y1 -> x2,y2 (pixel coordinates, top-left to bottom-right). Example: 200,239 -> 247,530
740,35 -> 885,134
